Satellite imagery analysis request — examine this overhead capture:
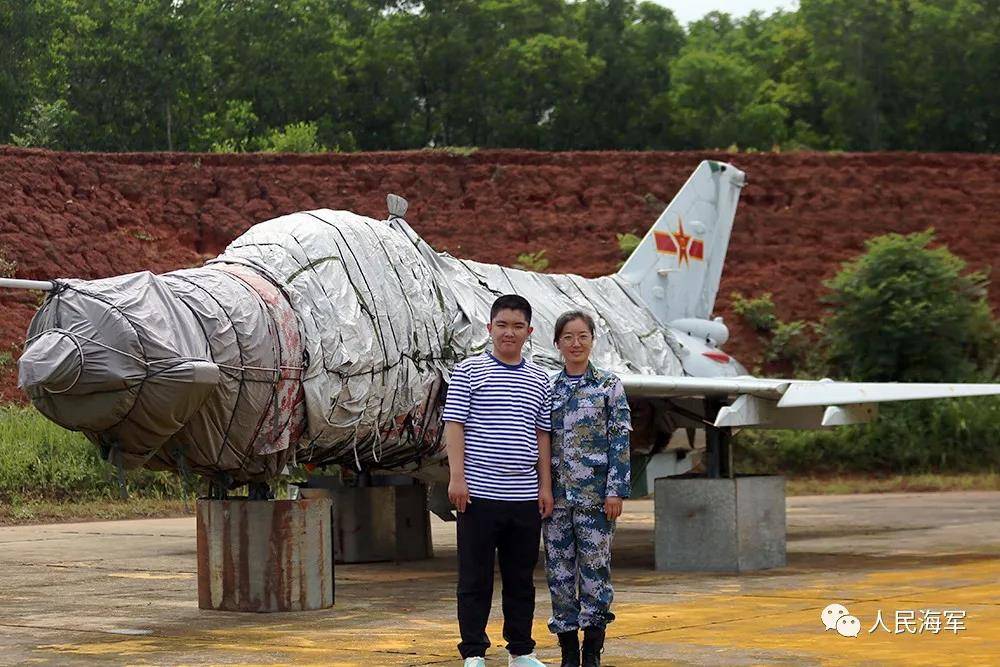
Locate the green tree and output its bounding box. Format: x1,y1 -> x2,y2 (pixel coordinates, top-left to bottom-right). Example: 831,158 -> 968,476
566,0 -> 685,149
3,0 -> 999,153
721,10 -> 824,148
346,7 -> 425,149
667,9 -> 822,150
823,230 -> 997,382
394,0 -> 577,147
892,0 -> 1000,151
10,99 -> 77,149
798,0 -> 907,150
489,34 -> 602,147
192,0 -> 357,149
668,48 -> 788,149
0,1 -> 39,142
194,100 -> 260,153
24,0 -> 213,151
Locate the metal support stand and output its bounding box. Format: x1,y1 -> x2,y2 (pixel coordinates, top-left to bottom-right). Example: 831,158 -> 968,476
703,399 -> 732,479
196,498 -> 334,611
207,479 -> 228,500
247,481 -> 273,500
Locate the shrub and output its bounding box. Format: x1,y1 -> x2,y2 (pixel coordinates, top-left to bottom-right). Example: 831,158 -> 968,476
730,291 -> 778,332
765,320 -> 811,365
10,99 -> 76,149
617,232 -> 642,263
195,100 -> 259,153
824,230 -> 997,382
259,121 -> 327,153
514,249 -> 549,271
735,397 -> 1000,475
731,229 -> 1000,475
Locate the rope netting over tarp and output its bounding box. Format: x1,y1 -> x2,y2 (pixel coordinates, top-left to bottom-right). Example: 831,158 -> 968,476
19,209 -> 684,485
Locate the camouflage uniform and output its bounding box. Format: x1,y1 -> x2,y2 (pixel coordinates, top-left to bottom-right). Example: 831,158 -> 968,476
544,363 -> 631,633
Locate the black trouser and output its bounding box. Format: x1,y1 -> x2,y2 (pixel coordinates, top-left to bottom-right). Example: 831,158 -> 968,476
457,497 -> 541,658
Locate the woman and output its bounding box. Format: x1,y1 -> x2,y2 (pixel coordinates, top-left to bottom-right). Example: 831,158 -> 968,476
544,311 -> 631,667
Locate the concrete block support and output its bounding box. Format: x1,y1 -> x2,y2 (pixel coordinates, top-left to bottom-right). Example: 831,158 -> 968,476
196,498 -> 334,612
331,483 -> 433,563
654,475 -> 786,572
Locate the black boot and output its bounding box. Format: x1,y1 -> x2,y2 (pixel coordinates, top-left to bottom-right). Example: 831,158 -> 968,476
581,626 -> 605,667
557,630 -> 580,667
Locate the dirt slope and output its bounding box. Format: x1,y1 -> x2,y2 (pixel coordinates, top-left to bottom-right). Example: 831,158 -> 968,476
2,147 -> 998,402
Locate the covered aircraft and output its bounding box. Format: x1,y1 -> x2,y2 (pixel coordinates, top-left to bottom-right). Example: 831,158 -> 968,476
11,161 -> 1000,493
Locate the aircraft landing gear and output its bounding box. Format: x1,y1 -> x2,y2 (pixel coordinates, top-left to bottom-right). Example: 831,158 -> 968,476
704,399 -> 733,479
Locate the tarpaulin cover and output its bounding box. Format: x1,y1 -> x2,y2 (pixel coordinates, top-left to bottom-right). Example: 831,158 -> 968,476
19,208 -> 683,483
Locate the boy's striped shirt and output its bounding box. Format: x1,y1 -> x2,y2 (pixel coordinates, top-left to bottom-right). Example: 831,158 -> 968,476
442,352 -> 552,501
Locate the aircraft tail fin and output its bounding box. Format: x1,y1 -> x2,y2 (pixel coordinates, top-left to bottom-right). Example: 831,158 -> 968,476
616,160 -> 746,324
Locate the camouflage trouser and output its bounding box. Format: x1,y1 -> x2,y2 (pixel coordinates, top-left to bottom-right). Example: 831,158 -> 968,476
543,504 -> 616,633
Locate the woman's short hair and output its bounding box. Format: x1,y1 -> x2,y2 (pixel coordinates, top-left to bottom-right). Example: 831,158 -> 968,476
553,310 -> 596,344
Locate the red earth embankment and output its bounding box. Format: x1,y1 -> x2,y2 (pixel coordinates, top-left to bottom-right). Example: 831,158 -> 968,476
1,147 -> 998,402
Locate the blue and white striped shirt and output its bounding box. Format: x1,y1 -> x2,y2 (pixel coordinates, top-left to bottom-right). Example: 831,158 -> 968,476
442,352 -> 552,501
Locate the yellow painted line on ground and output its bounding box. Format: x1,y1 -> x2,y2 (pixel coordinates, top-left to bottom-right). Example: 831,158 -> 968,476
336,569 -> 455,584
108,571 -> 195,580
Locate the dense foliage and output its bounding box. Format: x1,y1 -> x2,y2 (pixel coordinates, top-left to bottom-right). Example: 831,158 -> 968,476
737,396 -> 1000,474
733,232 -> 1000,475
3,0 -> 999,153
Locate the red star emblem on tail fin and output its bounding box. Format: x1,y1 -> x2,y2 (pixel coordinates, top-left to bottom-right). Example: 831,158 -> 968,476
672,218 -> 692,266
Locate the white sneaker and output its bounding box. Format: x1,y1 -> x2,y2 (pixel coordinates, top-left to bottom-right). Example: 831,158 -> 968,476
463,658 -> 486,667
508,653 -> 546,667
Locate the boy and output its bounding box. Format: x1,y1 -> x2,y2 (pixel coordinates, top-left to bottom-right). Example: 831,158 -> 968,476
443,294 -> 554,667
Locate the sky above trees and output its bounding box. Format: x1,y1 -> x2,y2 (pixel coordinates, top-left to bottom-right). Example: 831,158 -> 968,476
653,0 -> 797,25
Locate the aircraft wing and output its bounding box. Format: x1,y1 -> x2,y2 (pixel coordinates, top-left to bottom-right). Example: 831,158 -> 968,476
618,374 -> 1000,429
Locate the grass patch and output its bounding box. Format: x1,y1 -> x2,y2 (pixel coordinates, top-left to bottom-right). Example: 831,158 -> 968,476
428,145 -> 478,157
0,405 -> 196,525
0,498 -> 193,526
5,400 -> 999,528
786,472 -> 1000,495
0,405 -> 187,504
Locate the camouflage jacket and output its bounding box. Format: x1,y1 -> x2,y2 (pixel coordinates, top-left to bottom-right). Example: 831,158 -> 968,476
550,363 -> 632,507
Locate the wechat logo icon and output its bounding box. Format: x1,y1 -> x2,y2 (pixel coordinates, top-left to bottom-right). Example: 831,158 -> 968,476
822,603 -> 860,638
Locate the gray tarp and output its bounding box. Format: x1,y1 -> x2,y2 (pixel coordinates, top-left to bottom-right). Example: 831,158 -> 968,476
20,208 -> 682,483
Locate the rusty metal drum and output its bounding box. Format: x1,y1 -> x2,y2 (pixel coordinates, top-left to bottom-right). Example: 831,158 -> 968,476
196,498 -> 334,612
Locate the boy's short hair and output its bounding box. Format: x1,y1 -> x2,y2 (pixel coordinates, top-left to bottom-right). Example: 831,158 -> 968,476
490,294 -> 532,325
553,310 -> 596,344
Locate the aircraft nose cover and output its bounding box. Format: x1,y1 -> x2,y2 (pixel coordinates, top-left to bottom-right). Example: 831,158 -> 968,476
23,275 -> 155,437
18,330 -> 82,394
20,269 -> 300,479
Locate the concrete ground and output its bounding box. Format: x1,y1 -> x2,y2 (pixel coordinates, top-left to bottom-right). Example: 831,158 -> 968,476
1,492 -> 998,666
